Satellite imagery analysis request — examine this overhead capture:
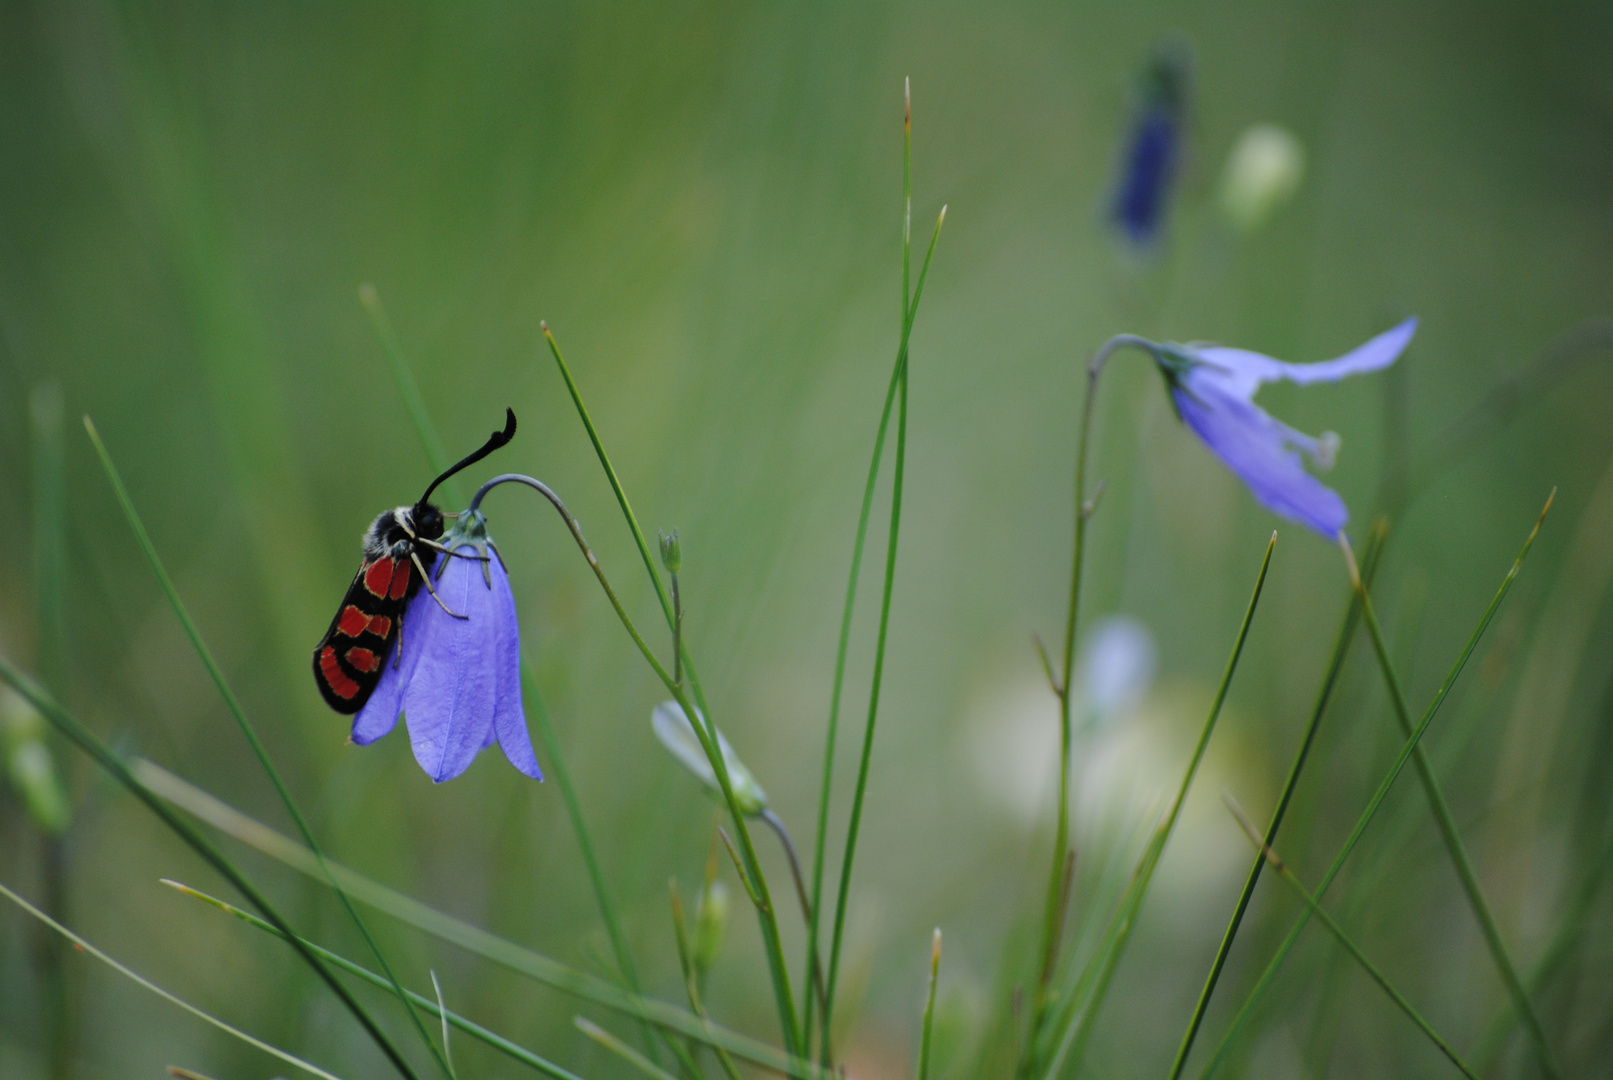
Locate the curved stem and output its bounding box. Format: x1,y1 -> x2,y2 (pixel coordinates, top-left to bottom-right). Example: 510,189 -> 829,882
470,474 -> 803,1058
763,809 -> 829,1024
1025,334 -> 1161,1072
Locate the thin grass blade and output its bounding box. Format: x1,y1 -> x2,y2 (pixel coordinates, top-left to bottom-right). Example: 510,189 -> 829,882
164,880 -> 592,1080
133,759 -> 824,1079
821,202 -> 946,1065
84,416 -> 448,1078
0,658 -> 421,1077
1042,533 -> 1276,1080
1220,797 -> 1478,1079
575,1019 -> 683,1080
1163,525 -> 1384,1079
919,928 -> 942,1080
1344,535 -> 1559,1078
0,880 -> 347,1080
1195,491 -> 1554,1080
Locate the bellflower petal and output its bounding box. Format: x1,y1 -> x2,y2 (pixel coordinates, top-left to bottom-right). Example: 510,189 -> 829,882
490,555 -> 542,780
1172,373 -> 1349,537
348,519 -> 541,782
351,628 -> 414,746
1156,321 -> 1415,537
400,554 -> 499,782
1193,318 -> 1417,399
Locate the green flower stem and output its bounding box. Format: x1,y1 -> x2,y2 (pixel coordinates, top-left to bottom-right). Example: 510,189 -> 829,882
1041,533 -> 1276,1080
821,204 -> 946,1067
0,880 -> 347,1080
1026,333 -> 1164,1072
358,300 -> 656,1065
1162,525 -> 1384,1080
135,758 -> 826,1078
538,325 -> 689,684
83,417 -> 449,1080
469,474 -> 803,1060
164,881 -> 588,1080
1342,536 -> 1560,1080
0,660 -> 415,1079
760,809 -> 828,1023
536,326 -> 789,1029
1195,492 -> 1553,1080
1219,799 -> 1479,1080
918,929 -> 942,1080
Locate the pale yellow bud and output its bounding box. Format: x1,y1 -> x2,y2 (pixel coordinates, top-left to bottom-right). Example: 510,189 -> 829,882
1220,124 -> 1305,233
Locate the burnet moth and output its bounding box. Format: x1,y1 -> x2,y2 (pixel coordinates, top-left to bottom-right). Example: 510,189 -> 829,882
312,408 -> 517,713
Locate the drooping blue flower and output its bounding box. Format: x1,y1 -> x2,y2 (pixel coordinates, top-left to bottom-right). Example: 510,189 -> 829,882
1112,38 -> 1192,247
1155,318 -> 1417,538
351,511 -> 541,783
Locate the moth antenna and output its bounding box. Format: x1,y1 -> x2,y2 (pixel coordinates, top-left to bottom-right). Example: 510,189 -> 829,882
416,408 -> 517,509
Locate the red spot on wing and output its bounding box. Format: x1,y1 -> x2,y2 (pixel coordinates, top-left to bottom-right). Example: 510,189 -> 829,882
319,647 -> 360,699
337,606 -> 369,637
363,558 -> 395,598
346,647 -> 379,673
388,558 -> 412,599
367,614 -> 392,638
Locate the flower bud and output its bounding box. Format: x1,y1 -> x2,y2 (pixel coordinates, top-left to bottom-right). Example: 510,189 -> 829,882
658,529 -> 682,575
1,690 -> 70,835
693,879 -> 729,975
1219,124 -> 1305,234
651,701 -> 767,816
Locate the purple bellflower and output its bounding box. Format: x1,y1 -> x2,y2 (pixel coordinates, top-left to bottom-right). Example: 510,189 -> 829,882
1155,318 -> 1417,538
351,509 -> 542,783
1112,37 -> 1192,247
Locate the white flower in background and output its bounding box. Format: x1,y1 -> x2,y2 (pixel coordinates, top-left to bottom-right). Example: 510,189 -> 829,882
966,615 -> 1157,824
1218,124 -> 1305,233
1077,615 -> 1158,725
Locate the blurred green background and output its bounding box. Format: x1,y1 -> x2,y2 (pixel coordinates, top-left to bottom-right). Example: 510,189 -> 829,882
3,1 -> 1612,1077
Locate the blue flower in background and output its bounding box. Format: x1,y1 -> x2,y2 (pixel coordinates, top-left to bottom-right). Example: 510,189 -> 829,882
352,511 -> 542,783
1156,318 -> 1417,538
1112,37 -> 1193,246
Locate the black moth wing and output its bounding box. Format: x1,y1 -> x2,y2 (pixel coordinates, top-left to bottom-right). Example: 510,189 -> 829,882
312,552 -> 416,714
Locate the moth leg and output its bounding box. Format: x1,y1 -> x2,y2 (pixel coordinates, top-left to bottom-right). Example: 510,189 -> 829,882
419,537 -> 489,558
412,550 -> 469,619
417,537 -> 490,577
394,614 -> 405,670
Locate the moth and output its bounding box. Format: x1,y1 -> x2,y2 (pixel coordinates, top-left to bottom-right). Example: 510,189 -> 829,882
312,409 -> 516,713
